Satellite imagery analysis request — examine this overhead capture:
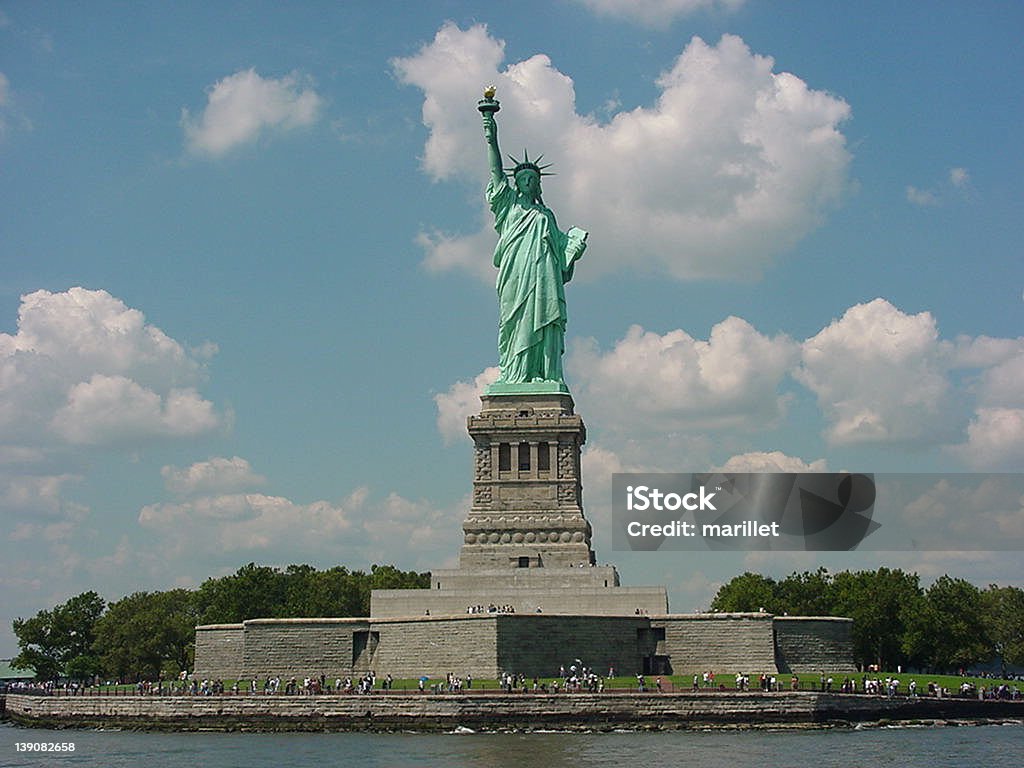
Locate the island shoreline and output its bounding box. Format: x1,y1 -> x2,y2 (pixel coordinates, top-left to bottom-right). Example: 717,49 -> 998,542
4,691 -> 1021,733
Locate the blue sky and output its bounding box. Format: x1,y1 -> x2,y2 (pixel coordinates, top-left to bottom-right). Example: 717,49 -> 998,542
1,1 -> 1022,657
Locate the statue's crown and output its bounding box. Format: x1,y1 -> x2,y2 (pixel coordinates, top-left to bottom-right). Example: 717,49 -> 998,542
505,149 -> 554,178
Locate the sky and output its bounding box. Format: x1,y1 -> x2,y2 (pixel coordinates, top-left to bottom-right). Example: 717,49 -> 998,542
1,1 -> 1022,658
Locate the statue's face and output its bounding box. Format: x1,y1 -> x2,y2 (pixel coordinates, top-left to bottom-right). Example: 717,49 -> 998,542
515,169 -> 541,198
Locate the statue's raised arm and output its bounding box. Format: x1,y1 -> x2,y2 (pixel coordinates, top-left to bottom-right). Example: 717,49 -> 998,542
477,87 -> 588,394
479,86 -> 503,187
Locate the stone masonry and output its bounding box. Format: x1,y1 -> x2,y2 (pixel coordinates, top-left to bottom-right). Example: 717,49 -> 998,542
370,391 -> 669,618
12,690 -> 1019,732
654,614 -> 779,675
461,392 -> 592,569
193,613 -> 854,680
774,617 -> 856,673
193,390 -> 855,681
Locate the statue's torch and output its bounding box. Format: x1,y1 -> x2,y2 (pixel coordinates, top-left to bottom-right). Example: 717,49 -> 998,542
477,85 -> 500,116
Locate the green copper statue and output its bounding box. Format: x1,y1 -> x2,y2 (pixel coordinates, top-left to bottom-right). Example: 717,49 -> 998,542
479,87 -> 587,390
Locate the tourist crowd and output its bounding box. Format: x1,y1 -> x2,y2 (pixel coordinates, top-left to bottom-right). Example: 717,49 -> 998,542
6,662 -> 1020,701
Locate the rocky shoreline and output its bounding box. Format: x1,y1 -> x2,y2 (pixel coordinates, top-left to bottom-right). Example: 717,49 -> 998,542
4,691 -> 1022,733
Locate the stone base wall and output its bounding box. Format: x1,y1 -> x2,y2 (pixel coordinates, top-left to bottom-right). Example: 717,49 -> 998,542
193,613 -> 854,681
371,586 -> 668,618
655,614 -> 778,675
496,615 -> 648,676
242,619 -> 370,680
371,617 -> 498,678
774,617 -> 856,673
429,565 -> 620,591
193,624 -> 243,679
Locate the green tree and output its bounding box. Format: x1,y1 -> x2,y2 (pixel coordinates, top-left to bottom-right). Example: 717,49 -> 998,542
981,584 -> 1024,676
903,575 -> 990,672
710,572 -> 778,613
94,590 -> 197,680
11,591 -> 106,681
830,568 -> 922,671
361,563 -> 431,615
193,562 -> 289,624
283,565 -> 363,617
282,563 -> 320,616
776,568 -> 834,616
193,562 -> 430,623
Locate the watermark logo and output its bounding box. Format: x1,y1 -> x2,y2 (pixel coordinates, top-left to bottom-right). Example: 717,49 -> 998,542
625,484 -> 717,512
613,472 -> 878,551
613,473 -> 1024,552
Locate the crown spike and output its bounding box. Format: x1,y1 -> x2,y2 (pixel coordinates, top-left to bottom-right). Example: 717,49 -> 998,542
504,149 -> 555,178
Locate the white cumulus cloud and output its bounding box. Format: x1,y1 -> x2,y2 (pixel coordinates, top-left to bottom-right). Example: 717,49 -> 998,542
434,366 -> 500,444
182,68 -> 322,157
0,288 -> 223,590
416,225 -> 497,281
716,451 -> 827,472
569,318 -> 797,433
0,474 -> 82,520
360,492 -> 466,564
162,456 -> 267,496
435,301 -> 1023,475
967,343 -> 1024,408
795,298 -> 959,445
796,298 -> 1024,458
951,408 -> 1024,471
0,287 -> 221,448
945,336 -> 1024,468
138,484 -> 463,571
0,286 -> 204,391
393,25 -> 852,282
52,375 -> 218,445
139,492 -> 352,553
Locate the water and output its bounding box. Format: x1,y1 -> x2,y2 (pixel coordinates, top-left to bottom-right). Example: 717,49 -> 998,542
1,722 -> 1022,768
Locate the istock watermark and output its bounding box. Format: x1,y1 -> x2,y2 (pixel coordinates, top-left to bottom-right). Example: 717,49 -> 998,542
612,473 -> 1024,552
625,484 -> 719,512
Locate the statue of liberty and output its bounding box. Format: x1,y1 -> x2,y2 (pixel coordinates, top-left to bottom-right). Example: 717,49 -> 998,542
479,87 -> 587,391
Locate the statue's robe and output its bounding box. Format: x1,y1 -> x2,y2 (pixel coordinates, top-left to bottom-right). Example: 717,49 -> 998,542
488,176 -> 586,384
